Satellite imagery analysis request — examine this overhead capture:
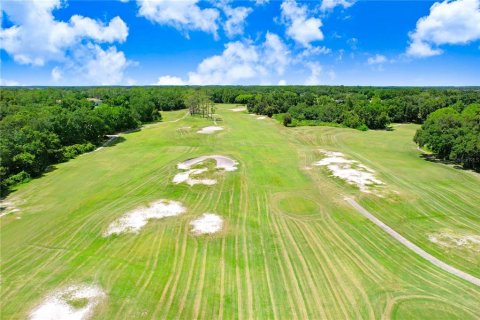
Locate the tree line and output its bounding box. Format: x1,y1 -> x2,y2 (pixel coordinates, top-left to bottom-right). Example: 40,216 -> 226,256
1,86 -> 479,194
414,104 -> 480,171
0,87 -> 187,195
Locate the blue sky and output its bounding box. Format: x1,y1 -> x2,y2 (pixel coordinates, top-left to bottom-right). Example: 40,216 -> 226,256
1,0 -> 479,86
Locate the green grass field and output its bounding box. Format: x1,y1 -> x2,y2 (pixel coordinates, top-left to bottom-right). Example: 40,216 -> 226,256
1,104 -> 479,319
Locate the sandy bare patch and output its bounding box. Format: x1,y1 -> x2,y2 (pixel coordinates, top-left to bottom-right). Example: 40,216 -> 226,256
197,126 -> 223,134
230,106 -> 247,112
314,149 -> 384,193
190,213 -> 223,235
429,231 -> 480,252
29,284 -> 105,320
104,200 -> 186,236
256,116 -> 267,120
173,155 -> 238,186
0,200 -> 20,218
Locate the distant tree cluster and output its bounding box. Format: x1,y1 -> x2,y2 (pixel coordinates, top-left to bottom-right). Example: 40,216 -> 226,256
0,87 -> 189,195
185,90 -> 216,118
414,104 -> 480,171
1,85 -> 479,194
242,87 -> 480,130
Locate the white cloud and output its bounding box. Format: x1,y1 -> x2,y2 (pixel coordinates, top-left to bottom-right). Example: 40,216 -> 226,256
0,0 -> 131,85
263,32 -> 290,75
297,46 -> 331,59
221,4 -> 252,38
137,0 -> 220,38
82,45 -> 131,85
156,75 -> 187,85
51,67 -> 62,82
304,62 -> 322,85
320,0 -> 355,11
367,54 -> 387,65
0,0 -> 128,66
347,37 -> 358,50
407,0 -> 480,57
278,79 -> 287,85
280,0 -> 323,47
157,32 -> 290,85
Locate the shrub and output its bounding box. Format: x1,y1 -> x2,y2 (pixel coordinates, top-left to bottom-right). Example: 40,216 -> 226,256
61,143 -> 96,161
283,113 -> 292,127
5,170 -> 31,186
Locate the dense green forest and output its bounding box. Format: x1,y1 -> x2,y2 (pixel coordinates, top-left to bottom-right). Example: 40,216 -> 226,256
1,86 -> 479,195
415,104 -> 480,170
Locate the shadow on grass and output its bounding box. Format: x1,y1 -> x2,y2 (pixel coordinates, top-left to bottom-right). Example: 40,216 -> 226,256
103,136 -> 126,147
123,128 -> 141,134
419,154 -> 479,173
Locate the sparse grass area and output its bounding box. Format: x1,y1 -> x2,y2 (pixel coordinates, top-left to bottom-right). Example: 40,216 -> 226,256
1,105 -> 479,319
66,297 -> 89,309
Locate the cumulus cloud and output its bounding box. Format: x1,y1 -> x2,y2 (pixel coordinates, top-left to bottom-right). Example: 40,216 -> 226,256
0,0 -> 128,66
82,45 -> 131,85
263,32 -> 290,74
320,0 -> 355,11
407,0 -> 480,57
280,0 -> 324,47
51,67 -> 62,82
221,4 -> 253,38
157,32 -> 290,85
367,54 -> 387,65
0,0 -> 131,84
156,75 -> 187,85
137,0 -> 220,38
304,62 -> 322,85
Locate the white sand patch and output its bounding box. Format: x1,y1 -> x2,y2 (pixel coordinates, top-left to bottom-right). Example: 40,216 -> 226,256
429,231 -> 480,252
173,155 -> 238,186
256,116 -> 267,120
0,200 -> 20,218
178,155 -> 238,171
197,126 -> 223,134
104,200 -> 186,236
230,106 -> 247,112
29,284 -> 105,320
172,168 -> 217,186
313,149 -> 384,193
190,213 -> 223,235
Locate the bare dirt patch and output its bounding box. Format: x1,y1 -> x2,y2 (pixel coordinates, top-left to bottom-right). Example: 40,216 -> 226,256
104,200 -> 186,236
197,126 -> 223,134
173,155 -> 238,186
190,213 -> 223,235
429,231 -> 480,252
256,116 -> 267,120
0,200 -> 20,218
29,284 -> 105,320
230,106 -> 247,112
314,149 -> 384,193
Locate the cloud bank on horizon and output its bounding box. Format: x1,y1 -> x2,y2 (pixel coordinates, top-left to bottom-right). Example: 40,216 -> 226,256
1,0 -> 479,86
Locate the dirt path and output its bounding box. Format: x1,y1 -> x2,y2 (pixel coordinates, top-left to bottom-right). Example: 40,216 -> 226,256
345,197 -> 480,287
94,134 -> 119,152
143,111 -> 189,129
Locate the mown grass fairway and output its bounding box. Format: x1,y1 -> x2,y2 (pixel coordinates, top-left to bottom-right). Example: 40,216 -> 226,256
1,104 -> 479,319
